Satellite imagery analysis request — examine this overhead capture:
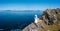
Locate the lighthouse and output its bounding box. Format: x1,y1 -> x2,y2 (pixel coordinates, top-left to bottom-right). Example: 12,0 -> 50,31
34,15 -> 39,23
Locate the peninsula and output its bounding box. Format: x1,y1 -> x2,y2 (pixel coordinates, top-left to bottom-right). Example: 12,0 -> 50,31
22,8 -> 60,31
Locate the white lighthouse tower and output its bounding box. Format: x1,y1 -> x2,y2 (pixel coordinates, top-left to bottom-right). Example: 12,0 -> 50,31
34,15 -> 39,23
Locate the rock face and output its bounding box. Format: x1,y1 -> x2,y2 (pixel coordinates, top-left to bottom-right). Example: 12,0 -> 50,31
22,8 -> 60,31
22,23 -> 38,31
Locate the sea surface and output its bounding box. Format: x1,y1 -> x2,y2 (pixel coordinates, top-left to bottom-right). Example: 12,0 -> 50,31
0,10 -> 43,31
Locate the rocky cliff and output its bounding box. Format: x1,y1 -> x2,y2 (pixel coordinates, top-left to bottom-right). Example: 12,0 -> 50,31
22,8 -> 60,31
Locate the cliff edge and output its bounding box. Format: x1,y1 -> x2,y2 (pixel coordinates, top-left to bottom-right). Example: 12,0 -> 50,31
22,8 -> 60,31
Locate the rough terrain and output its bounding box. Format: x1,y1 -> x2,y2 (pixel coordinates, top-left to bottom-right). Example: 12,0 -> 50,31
22,8 -> 60,31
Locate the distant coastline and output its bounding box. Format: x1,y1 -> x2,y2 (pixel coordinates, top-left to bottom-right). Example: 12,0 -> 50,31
0,10 -> 44,12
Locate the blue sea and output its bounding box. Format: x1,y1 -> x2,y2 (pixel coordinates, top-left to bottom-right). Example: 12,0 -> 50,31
0,10 -> 43,31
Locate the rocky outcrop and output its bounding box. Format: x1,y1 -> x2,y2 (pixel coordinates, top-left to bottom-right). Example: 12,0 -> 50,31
22,8 -> 60,31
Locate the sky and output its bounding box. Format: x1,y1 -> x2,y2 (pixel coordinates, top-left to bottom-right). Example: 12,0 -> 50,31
0,0 -> 60,10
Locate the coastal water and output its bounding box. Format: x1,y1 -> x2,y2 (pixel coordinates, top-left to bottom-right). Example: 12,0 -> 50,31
0,11 -> 43,31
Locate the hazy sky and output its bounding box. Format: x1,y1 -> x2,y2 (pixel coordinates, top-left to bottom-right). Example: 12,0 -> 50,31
0,0 -> 60,10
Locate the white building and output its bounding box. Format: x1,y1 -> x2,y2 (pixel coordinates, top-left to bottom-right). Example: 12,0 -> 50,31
34,15 -> 39,23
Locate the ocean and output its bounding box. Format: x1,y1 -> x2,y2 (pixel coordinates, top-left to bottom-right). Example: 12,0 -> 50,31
0,10 -> 43,31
